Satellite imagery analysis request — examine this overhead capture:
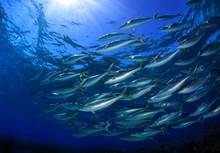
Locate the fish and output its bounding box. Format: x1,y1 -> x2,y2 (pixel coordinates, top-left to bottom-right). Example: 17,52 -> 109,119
148,76 -> 190,103
40,71 -> 59,85
81,64 -> 113,88
79,126 -> 106,135
130,128 -> 161,138
178,33 -> 205,49
123,55 -> 149,63
79,89 -> 126,113
81,73 -> 107,88
105,66 -> 141,84
97,32 -> 130,41
116,108 -> 145,118
96,39 -> 138,53
150,112 -> 181,127
62,54 -> 88,65
30,67 -> 44,80
51,85 -> 78,96
115,118 -> 149,127
47,92 -> 76,99
172,120 -> 197,129
128,39 -> 147,47
203,105 -> 220,119
126,110 -> 161,121
175,56 -> 197,66
144,50 -> 180,68
61,103 -> 80,111
119,17 -> 152,30
29,0 -> 220,141
41,103 -> 63,114
178,76 -> 209,94
153,101 -> 181,109
63,35 -> 86,49
71,21 -> 82,26
53,112 -> 76,121
122,84 -> 155,101
126,78 -> 152,88
161,22 -> 190,33
190,99 -> 217,117
54,72 -> 80,82
121,129 -> 160,141
154,14 -> 181,21
199,42 -> 220,57
91,93 -> 112,100
186,87 -> 210,103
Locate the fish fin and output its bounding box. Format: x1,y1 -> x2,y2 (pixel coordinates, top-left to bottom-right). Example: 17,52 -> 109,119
91,111 -> 97,114
128,29 -> 136,37
104,121 -> 111,132
197,116 -> 204,123
139,61 -> 145,69
154,13 -> 159,19
160,108 -> 167,113
160,127 -> 169,135
121,88 -> 128,97
80,72 -> 89,81
107,63 -> 114,72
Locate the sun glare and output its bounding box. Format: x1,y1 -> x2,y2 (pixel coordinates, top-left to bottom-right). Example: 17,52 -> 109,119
52,0 -> 77,8
45,0 -> 126,31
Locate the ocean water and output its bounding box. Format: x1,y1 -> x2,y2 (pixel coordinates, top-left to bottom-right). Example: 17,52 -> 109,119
0,0 -> 220,153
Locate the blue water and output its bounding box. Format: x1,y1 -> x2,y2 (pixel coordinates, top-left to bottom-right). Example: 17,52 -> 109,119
0,0 -> 220,152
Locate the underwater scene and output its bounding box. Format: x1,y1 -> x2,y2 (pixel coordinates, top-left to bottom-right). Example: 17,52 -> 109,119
0,0 -> 220,153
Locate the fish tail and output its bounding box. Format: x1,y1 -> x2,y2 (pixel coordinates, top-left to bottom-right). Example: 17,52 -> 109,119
121,88 -> 128,97
160,127 -> 169,135
160,108 -> 167,113
198,116 -> 204,122
154,13 -> 159,19
107,63 -> 114,72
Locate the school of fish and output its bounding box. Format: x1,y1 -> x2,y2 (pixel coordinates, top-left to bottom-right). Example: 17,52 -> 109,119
25,0 -> 220,141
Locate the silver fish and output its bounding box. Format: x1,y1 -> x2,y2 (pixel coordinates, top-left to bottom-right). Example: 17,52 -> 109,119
161,22 -> 190,33
97,32 -> 130,41
96,39 -> 137,53
203,105 -> 220,119
144,50 -> 180,68
178,76 -> 209,94
79,89 -> 126,113
51,85 -> 78,95
63,54 -> 88,65
154,14 -> 181,21
200,42 -> 220,57
178,33 -> 205,49
54,72 -> 80,82
148,76 -> 190,103
81,73 -> 107,88
120,17 -> 152,30
172,120 -> 197,129
127,110 -> 161,121
123,84 -> 155,101
190,99 -> 216,117
126,78 -> 152,88
150,112 -> 180,127
105,67 -> 141,84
